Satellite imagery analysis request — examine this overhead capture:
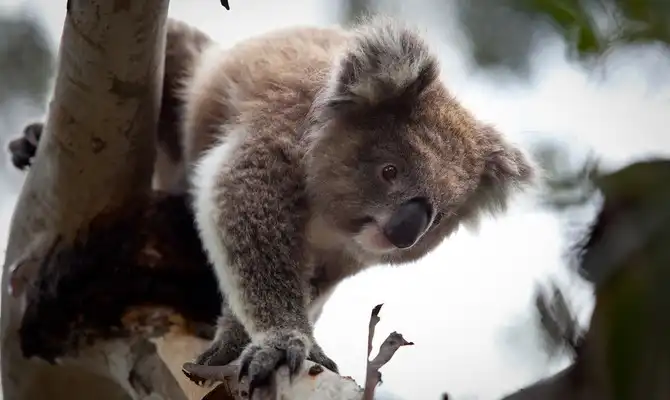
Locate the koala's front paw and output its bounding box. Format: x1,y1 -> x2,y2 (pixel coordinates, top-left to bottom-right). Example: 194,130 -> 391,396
238,330 -> 338,398
184,315 -> 250,386
8,122 -> 43,170
194,334 -> 246,367
184,336 -> 246,386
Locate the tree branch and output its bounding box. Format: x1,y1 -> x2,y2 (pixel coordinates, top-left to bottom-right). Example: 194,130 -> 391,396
182,304 -> 413,400
500,159 -> 670,400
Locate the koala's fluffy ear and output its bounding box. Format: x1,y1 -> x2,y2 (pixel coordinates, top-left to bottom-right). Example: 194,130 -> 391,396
323,16 -> 440,116
466,127 -> 536,222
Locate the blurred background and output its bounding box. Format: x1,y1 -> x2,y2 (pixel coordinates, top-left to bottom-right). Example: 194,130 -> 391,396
0,0 -> 668,399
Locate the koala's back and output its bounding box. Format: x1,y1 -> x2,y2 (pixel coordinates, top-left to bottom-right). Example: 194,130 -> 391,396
180,25 -> 350,164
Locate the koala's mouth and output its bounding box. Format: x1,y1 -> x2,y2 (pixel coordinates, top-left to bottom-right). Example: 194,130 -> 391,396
353,220 -> 396,253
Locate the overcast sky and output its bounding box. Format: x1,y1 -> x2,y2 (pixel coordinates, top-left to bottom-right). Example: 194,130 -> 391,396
1,0 -> 670,399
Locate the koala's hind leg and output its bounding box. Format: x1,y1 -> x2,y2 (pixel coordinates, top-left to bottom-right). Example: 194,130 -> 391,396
8,122 -> 43,170
155,19 -> 213,192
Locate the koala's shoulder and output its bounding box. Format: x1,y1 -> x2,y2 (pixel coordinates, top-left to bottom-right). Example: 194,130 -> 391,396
213,26 -> 350,88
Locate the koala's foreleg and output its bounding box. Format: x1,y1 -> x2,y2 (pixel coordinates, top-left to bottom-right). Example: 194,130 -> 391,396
190,129 -> 337,393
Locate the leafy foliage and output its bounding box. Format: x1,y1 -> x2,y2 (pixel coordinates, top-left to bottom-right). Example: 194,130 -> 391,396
455,0 -> 541,75
455,0 -> 670,74
528,139 -> 602,211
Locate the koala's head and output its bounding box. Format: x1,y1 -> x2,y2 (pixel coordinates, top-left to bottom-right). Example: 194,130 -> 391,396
304,16 -> 535,263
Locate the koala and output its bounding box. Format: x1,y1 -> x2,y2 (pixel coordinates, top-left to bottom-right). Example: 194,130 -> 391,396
8,122 -> 42,171
9,16 -> 535,398
180,15 -> 534,395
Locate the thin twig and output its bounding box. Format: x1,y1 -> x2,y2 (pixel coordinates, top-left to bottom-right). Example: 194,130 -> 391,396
363,305 -> 414,400
367,303 -> 383,358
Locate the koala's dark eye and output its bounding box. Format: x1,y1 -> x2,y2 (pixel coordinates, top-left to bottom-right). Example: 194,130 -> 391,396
380,164 -> 398,182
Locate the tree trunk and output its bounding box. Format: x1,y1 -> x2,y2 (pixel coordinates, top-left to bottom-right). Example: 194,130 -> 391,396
501,160 -> 670,400
0,1 -> 179,398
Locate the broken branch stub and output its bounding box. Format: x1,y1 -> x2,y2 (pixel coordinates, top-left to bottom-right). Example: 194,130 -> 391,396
363,304 -> 414,400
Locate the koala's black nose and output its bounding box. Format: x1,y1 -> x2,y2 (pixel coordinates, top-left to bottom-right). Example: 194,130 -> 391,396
383,197 -> 432,249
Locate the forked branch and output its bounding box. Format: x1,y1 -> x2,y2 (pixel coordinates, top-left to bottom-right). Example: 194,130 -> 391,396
363,304 -> 414,400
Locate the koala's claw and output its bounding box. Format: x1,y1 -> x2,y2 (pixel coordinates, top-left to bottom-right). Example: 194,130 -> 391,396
236,343 -> 258,382
185,337 -> 248,386
307,345 -> 339,374
194,340 -> 242,367
181,368 -> 207,387
240,339 -> 303,389
8,122 -> 43,170
236,331 -> 339,398
237,330 -> 334,398
193,325 -> 248,368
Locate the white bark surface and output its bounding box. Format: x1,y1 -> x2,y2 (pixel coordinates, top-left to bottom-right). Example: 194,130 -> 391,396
182,353 -> 365,400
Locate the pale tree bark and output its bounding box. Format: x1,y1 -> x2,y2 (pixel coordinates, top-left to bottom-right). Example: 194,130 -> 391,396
0,0 -> 178,398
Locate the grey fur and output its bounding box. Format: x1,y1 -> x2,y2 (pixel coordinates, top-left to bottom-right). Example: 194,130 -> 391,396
151,16 -> 536,398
